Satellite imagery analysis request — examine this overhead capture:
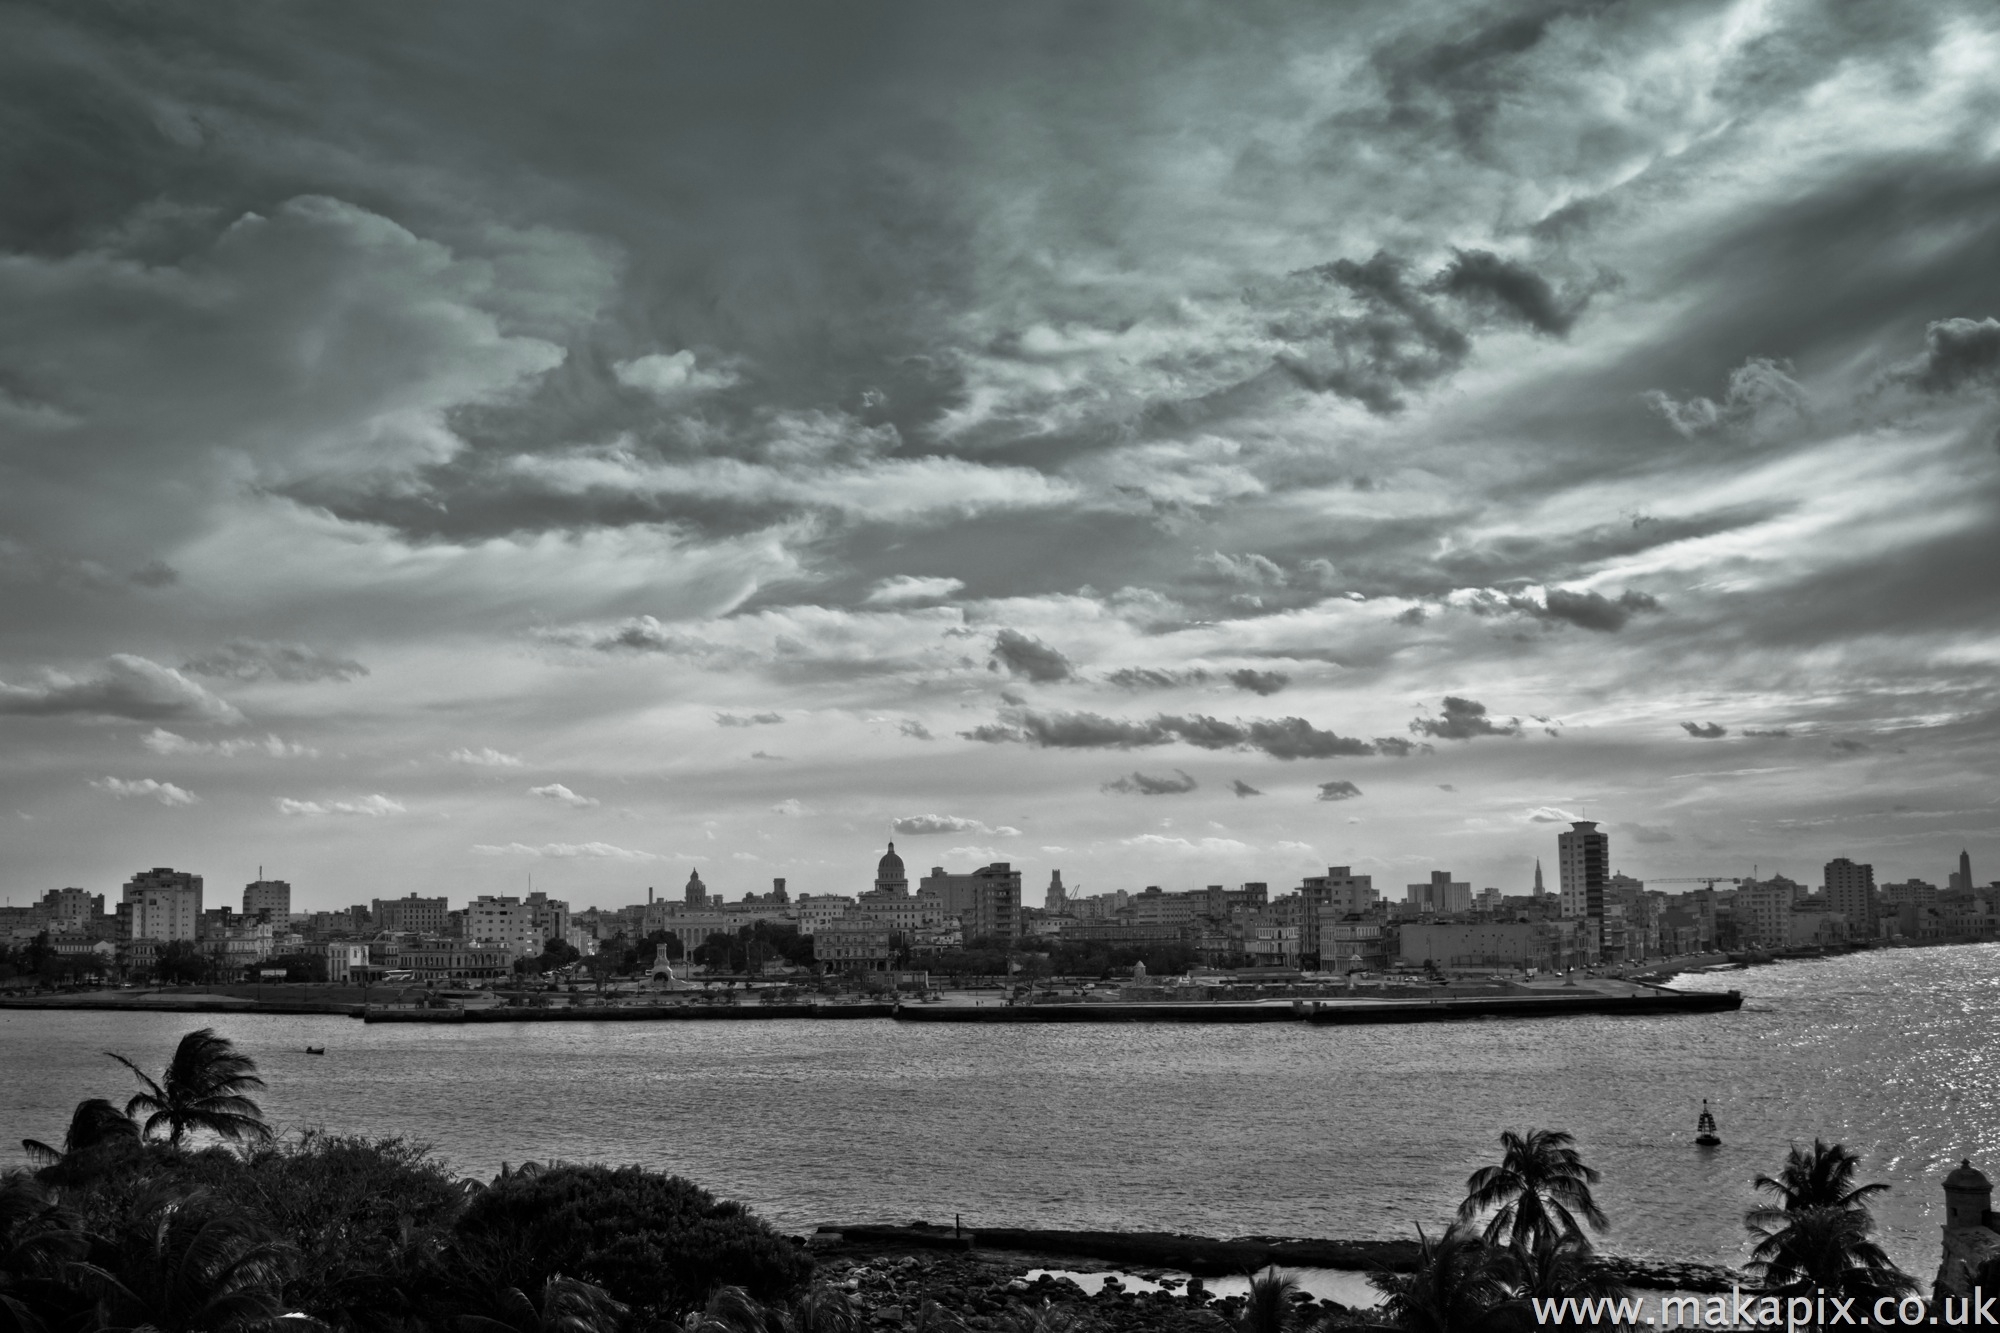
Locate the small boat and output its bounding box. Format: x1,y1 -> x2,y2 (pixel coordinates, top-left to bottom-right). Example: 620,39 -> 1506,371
1695,1099 -> 1720,1147
304,1045 -> 326,1055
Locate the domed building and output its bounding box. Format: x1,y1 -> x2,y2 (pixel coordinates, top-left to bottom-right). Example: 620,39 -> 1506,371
874,842 -> 909,897
1936,1158 -> 2000,1299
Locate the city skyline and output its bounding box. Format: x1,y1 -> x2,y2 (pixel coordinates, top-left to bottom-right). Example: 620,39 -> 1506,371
4,3 -> 2000,908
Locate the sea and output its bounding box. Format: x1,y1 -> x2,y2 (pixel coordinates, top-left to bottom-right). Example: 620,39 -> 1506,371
3,944 -> 1995,1279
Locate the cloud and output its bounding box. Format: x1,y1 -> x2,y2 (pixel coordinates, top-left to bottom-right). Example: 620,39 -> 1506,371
1536,588 -> 1661,632
1121,834 -> 1251,854
1198,551 -> 1287,586
1627,824 -> 1676,844
1527,807 -> 1579,824
277,794 -> 405,817
990,628 -> 1073,682
1888,318 -> 2000,394
897,719 -> 933,741
446,747 -> 525,767
529,782 -> 599,808
1741,728 -> 1792,739
865,575 -> 965,606
1437,784 -> 1457,792
1227,668 -> 1290,696
0,655 -> 244,725
144,729 -> 315,758
1106,667 -> 1209,690
1430,249 -> 1583,336
611,349 -> 739,398
1681,721 -> 1728,739
89,777 -> 197,806
1102,770 -> 1198,796
1411,697 -> 1520,741
1645,357 -> 1807,437
1830,739 -> 1869,755
892,813 -> 1020,836
1230,779 -> 1264,798
1316,780 -> 1363,802
472,841 -> 663,861
716,712 -> 784,727
771,798 -> 807,816
129,560 -> 179,588
966,708 -> 1377,760
181,639 -> 368,683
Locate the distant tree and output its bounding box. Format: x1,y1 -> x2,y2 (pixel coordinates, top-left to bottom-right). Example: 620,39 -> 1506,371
451,1163 -> 812,1319
153,940 -> 210,986
107,1028 -> 272,1150
1458,1129 -> 1608,1251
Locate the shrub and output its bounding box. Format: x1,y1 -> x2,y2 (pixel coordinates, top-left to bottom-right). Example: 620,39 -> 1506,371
451,1163 -> 812,1318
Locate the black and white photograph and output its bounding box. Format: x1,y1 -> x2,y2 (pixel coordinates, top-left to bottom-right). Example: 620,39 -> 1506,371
2,2 -> 1998,1329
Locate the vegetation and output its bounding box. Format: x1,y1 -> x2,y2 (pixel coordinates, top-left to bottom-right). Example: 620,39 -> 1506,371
7,1027 -> 817,1332
1456,1129 -> 1608,1251
1744,1141 -> 1915,1306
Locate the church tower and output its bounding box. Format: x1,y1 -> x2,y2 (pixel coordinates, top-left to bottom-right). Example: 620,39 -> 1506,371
1533,859 -> 1546,896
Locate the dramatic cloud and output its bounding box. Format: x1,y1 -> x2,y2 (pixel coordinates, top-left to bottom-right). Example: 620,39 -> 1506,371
181,640 -> 368,684
529,782 -> 599,808
1106,667 -> 1209,690
891,813 -> 1019,836
1681,722 -> 1729,739
1889,318 -> 2000,394
897,719 -> 934,741
990,629 -> 1073,683
1102,770 -> 1198,796
1527,807 -> 1580,824
1227,669 -> 1290,696
446,747 -> 525,767
967,708 -> 1378,760
1646,358 -> 1808,438
1316,780 -> 1363,802
1230,779 -> 1265,798
144,729 -> 315,758
0,656 -> 244,725
1830,739 -> 1870,755
1431,249 -> 1583,336
716,712 -> 785,727
611,349 -> 738,398
865,576 -> 965,606
277,795 -> 406,817
1411,697 -> 1521,741
1536,589 -> 1662,633
89,777 -> 197,806
471,841 -> 663,861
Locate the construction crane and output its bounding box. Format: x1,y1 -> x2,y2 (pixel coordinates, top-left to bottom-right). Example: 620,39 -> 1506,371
1648,877 -> 1747,887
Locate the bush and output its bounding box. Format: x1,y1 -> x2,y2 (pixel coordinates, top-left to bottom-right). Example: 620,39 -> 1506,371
452,1163 -> 812,1318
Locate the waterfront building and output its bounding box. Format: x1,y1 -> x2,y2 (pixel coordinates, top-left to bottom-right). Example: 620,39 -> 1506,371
373,893 -> 448,935
320,941 -> 370,982
403,944 -> 515,983
120,868 -> 202,943
1130,886 -> 1206,927
812,917 -> 893,972
1398,920 -> 1579,972
467,895 -> 543,957
1823,857 -> 1877,939
1738,878 -> 1803,947
243,879 -> 291,921
1405,871 -> 1473,916
37,887 -> 105,933
794,894 -> 857,936
1948,849 -> 1974,893
523,891 -> 570,947
1325,918 -> 1390,972
1299,867 -> 1378,965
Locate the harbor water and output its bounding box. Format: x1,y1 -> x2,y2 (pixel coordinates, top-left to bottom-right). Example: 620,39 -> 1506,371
4,944 -> 1995,1276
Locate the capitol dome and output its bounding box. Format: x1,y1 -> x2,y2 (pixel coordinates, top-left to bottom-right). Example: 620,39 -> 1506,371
877,842 -> 905,879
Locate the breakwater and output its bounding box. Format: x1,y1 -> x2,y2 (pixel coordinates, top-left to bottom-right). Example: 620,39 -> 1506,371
363,1002 -> 898,1023
1303,989 -> 1742,1024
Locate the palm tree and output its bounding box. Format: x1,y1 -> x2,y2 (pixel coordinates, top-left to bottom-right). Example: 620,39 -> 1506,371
1,1171 -> 89,1333
1458,1130 -> 1608,1251
1240,1268 -> 1302,1333
71,1186 -> 294,1333
778,1286 -> 863,1333
1750,1141 -> 1889,1216
456,1274 -> 630,1333
20,1098 -> 142,1178
107,1028 -> 272,1150
1491,1231 -> 1628,1320
1370,1224 -> 1508,1333
1746,1205 -> 1915,1304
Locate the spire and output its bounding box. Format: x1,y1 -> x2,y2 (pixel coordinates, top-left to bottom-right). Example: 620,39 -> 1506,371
1534,859 -> 1545,894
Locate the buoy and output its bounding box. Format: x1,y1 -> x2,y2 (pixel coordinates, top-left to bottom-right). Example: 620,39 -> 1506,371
1695,1099 -> 1720,1147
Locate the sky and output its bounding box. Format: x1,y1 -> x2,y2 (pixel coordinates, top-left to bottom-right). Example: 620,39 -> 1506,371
3,0 -> 1999,914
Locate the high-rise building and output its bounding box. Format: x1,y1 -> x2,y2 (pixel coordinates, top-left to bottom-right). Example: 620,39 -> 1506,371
919,861 -> 1023,941
1405,871 -> 1473,915
1824,858 -> 1877,938
243,879 -> 291,921
122,868 -> 202,942
1950,849 -> 1974,893
1557,822 -> 1609,922
1045,870 -> 1068,914
36,887 -> 104,932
